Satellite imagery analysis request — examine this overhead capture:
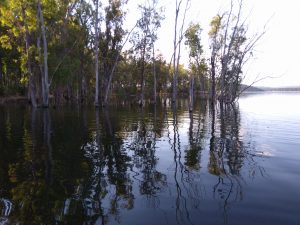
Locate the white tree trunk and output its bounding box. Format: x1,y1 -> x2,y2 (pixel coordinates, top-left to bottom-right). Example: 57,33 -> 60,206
94,0 -> 100,107
38,0 -> 49,107
152,44 -> 157,104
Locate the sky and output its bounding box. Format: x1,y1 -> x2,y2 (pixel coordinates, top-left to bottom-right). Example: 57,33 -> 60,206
125,0 -> 300,87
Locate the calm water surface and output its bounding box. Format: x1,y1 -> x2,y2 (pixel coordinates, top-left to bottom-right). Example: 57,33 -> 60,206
0,93 -> 299,225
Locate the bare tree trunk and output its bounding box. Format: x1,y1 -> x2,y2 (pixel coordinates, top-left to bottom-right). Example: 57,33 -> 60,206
139,37 -> 147,107
103,24 -> 136,106
189,74 -> 194,112
172,0 -> 180,103
210,55 -> 216,103
152,44 -> 157,104
172,0 -> 190,104
22,7 -> 37,107
94,0 -> 100,107
37,0 -> 49,107
140,52 -> 145,107
37,35 -> 44,103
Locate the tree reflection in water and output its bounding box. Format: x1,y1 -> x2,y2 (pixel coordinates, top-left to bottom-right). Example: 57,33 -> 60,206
0,100 -> 267,225
129,105 -> 167,208
80,108 -> 133,224
209,102 -> 266,224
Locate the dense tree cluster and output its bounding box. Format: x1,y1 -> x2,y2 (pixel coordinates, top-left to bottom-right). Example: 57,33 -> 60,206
0,0 -> 263,107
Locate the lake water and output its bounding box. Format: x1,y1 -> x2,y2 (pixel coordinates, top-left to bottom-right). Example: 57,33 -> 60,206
0,93 -> 299,225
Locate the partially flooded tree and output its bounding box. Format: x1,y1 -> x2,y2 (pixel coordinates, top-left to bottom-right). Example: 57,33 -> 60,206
130,0 -> 164,107
208,14 -> 222,104
93,0 -> 101,107
149,0 -> 164,104
37,0 -> 49,107
209,0 -> 266,104
0,0 -> 38,106
184,22 -> 203,111
172,0 -> 190,104
101,0 -> 127,106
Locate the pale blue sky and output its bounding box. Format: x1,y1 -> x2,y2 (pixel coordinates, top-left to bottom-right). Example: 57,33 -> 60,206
125,0 -> 300,87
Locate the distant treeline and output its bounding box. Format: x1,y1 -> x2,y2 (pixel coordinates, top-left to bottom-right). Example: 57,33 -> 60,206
260,87 -> 300,92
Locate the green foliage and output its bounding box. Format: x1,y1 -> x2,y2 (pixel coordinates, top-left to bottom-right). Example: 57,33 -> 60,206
0,0 -> 209,101
185,23 -> 203,59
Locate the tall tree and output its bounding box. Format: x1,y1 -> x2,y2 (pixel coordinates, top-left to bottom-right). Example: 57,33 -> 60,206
148,0 -> 164,104
130,0 -> 164,107
0,0 -> 38,106
208,15 -> 222,103
37,0 -> 49,107
172,0 -> 190,104
101,0 -> 129,106
93,0 -> 101,107
209,0 -> 266,104
184,22 -> 203,111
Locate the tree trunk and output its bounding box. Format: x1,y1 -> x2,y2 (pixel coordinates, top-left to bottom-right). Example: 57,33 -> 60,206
210,55 -> 216,103
172,2 -> 179,103
139,42 -> 146,107
38,0 -> 49,107
189,74 -> 194,112
79,49 -> 86,103
103,24 -> 136,106
94,0 -> 100,107
152,44 -> 157,104
140,57 -> 145,107
22,7 -> 37,107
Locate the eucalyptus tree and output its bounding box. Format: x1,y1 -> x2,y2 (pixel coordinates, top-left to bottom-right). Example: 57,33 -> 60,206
172,0 -> 190,104
130,0 -> 164,107
0,0 -> 38,106
148,0 -> 164,104
93,0 -> 101,107
42,0 -> 94,105
37,0 -> 49,107
209,0 -> 266,104
0,20 -> 21,95
74,0 -> 93,102
208,15 -> 222,103
101,0 -> 129,106
184,22 -> 203,111
90,0 -> 129,106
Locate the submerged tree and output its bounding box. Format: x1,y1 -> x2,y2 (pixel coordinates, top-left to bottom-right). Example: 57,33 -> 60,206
37,0 -> 49,107
209,0 -> 266,104
101,0 -> 132,106
172,0 -> 190,104
130,0 -> 164,107
93,0 -> 101,107
184,22 -> 204,111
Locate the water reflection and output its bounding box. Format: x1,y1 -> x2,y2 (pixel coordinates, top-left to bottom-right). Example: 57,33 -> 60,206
0,100 -> 267,225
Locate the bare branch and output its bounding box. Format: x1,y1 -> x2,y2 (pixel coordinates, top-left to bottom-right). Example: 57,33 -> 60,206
239,73 -> 285,95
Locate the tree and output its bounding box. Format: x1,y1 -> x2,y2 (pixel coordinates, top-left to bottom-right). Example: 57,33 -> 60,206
209,0 -> 266,104
101,0 -> 130,106
93,0 -> 101,107
37,0 -> 49,107
172,0 -> 190,104
148,0 -> 164,104
130,0 -> 164,107
0,0 -> 39,106
208,14 -> 222,103
184,22 -> 203,111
